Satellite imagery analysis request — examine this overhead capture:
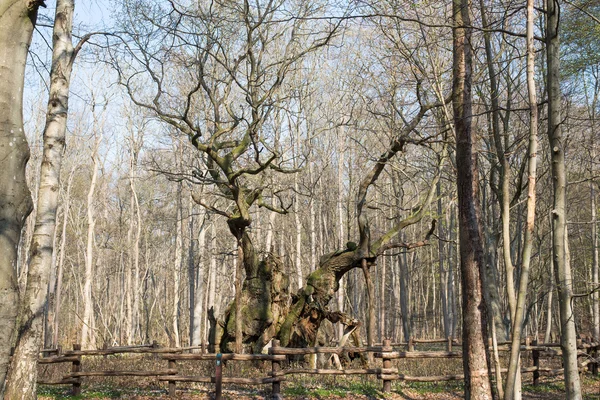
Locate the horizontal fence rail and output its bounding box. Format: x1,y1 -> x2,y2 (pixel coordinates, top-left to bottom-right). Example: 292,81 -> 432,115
32,337 -> 599,398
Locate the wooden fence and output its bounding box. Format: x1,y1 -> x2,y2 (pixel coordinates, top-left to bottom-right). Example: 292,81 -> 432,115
34,337 -> 599,398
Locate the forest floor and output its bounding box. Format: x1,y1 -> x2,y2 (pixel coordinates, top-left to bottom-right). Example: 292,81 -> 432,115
38,374 -> 600,399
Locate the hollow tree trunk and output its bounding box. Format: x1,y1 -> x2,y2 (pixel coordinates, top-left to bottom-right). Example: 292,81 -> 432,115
214,230 -> 290,353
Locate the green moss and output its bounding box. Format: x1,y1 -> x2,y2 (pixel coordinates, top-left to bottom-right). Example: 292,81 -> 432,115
278,296 -> 306,346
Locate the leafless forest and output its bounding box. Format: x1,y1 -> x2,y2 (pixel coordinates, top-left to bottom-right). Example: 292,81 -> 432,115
1,0 -> 599,398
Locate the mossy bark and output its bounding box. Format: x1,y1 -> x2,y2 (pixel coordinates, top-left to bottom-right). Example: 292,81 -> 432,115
210,241 -> 367,352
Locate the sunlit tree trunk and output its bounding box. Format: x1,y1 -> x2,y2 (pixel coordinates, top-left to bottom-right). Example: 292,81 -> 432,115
4,1 -> 76,395
337,126 -> 345,340
0,0 -> 40,389
172,181 -> 183,347
546,0 -> 582,396
504,1 -> 538,395
191,205 -> 206,347
82,128 -> 102,350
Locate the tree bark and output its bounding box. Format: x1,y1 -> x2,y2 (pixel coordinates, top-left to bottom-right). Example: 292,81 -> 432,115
4,0 -> 76,396
361,258 -> 376,361
172,181 -> 183,347
452,0 -> 493,397
437,182 -> 450,338
81,125 -> 101,349
47,163 -> 75,348
0,0 -> 40,389
591,141 -> 599,341
546,0 -> 582,396
504,0 -> 538,396
479,0 -> 510,343
191,202 -> 206,347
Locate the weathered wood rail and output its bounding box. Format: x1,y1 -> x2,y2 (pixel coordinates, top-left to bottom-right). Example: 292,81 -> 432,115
34,337 -> 599,398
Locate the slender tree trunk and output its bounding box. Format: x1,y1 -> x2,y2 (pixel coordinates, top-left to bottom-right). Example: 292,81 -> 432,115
192,207 -> 206,347
448,202 -> 458,337
234,236 -> 243,353
265,210 -> 276,253
437,182 -> 450,338
126,188 -> 134,344
50,164 -> 75,348
188,195 -> 196,346
361,259 -> 376,361
452,0 -> 493,396
309,164 -> 317,270
337,127 -> 345,340
399,246 -> 411,341
172,182 -> 183,347
546,0 -> 582,396
592,148 -> 599,341
81,129 -> 102,350
504,1 -> 538,396
294,174 -> 303,290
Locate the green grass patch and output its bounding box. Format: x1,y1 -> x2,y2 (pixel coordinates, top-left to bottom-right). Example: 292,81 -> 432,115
399,380 -> 463,394
38,385 -> 165,399
284,381 -> 381,398
523,381 -> 565,394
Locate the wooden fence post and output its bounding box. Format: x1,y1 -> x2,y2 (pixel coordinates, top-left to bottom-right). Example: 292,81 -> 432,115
408,337 -> 414,352
532,339 -> 539,386
270,339 -> 282,399
446,336 -> 452,352
168,358 -> 177,396
72,343 -> 82,396
382,339 -> 392,393
593,344 -> 599,376
588,343 -> 598,376
215,353 -> 223,400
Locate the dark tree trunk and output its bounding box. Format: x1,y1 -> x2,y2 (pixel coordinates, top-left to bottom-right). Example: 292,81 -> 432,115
452,0 -> 493,397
